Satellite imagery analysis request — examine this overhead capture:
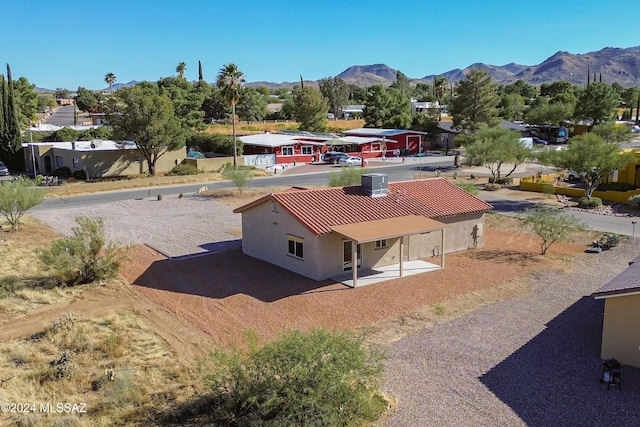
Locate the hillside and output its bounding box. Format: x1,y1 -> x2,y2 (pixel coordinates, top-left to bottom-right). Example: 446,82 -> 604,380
247,45 -> 640,89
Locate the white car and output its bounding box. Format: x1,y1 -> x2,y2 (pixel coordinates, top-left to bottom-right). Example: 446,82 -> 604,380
632,125 -> 640,133
338,156 -> 364,167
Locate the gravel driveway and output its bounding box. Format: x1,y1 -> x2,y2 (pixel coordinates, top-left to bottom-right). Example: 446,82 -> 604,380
30,194 -> 241,258
382,238 -> 640,426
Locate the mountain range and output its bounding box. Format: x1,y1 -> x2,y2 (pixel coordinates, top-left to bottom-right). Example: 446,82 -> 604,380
249,46 -> 640,89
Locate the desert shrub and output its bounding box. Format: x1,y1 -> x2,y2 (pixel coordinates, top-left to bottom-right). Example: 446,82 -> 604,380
169,163 -> 200,176
190,329 -> 386,426
222,168 -> 252,194
578,197 -> 602,209
541,184 -> 556,197
489,177 -> 513,185
628,194 -> 640,209
483,183 -> 501,191
0,178 -> 44,231
328,167 -> 370,187
0,275 -> 26,297
454,181 -> 479,196
53,166 -> 71,178
600,233 -> 622,248
187,133 -> 242,156
520,206 -> 587,255
37,216 -> 128,286
71,169 -> 87,180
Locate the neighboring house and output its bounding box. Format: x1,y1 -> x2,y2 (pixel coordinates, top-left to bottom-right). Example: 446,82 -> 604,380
592,256 -> 640,368
22,140 -> 186,178
233,174 -> 493,286
342,128 -> 428,156
340,104 -> 364,119
240,131 -> 385,165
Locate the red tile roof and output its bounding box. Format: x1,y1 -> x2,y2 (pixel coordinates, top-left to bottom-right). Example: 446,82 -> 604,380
234,177 -> 493,236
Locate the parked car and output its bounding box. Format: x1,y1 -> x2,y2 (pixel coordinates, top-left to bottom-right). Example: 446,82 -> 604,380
322,152 -> 348,164
0,161 -> 9,176
566,170 -> 585,181
632,125 -> 640,133
532,137 -> 548,145
338,156 -> 364,167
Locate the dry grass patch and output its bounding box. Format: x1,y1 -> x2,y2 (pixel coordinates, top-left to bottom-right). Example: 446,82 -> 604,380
0,311 -> 189,426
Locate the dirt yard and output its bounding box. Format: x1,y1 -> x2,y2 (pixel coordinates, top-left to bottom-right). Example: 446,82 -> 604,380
15,186 -> 598,365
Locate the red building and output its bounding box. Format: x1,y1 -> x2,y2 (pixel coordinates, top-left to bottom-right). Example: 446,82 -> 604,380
342,128 -> 427,157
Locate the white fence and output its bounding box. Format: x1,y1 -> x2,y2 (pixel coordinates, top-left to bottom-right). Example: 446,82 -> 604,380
243,154 -> 276,166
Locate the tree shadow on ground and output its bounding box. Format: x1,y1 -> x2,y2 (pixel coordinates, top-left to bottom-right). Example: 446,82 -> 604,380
480,296 -> 640,426
466,249 -> 541,267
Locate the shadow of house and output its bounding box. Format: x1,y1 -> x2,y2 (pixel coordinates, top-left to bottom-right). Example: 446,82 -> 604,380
131,248 -> 341,303
480,296 -> 640,426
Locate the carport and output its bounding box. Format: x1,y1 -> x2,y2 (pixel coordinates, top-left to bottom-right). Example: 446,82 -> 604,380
330,215 -> 446,288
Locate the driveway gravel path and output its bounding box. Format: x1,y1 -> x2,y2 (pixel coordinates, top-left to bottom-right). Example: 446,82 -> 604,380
30,194 -> 241,258
382,238 -> 640,426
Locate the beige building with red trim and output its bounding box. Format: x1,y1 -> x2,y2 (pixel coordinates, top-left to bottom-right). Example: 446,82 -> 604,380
233,175 -> 493,286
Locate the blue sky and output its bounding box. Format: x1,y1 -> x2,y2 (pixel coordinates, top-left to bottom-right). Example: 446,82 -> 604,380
2,0 -> 639,90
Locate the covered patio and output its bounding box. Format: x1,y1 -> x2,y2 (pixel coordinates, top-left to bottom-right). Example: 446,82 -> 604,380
330,215 -> 447,288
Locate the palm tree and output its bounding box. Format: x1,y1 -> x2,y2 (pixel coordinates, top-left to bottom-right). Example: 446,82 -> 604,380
433,76 -> 448,120
104,72 -> 116,90
216,63 -> 245,167
176,62 -> 186,79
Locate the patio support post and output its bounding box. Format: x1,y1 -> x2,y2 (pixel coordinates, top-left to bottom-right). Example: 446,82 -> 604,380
352,240 -> 358,288
441,229 -> 446,268
399,236 -> 404,277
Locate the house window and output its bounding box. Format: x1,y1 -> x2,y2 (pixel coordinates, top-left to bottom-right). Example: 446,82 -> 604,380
282,146 -> 294,156
375,239 -> 387,249
55,156 -> 64,168
301,145 -> 313,155
133,156 -> 142,162
72,158 -> 79,168
287,235 -> 304,259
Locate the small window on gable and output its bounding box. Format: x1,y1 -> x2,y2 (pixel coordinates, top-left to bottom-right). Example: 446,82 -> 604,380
375,239 -> 387,249
288,235 -> 304,259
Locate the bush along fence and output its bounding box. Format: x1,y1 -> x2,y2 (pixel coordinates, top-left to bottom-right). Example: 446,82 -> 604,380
519,174 -> 640,204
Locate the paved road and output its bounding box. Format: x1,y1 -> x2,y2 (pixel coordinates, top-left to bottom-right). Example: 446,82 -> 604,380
45,105 -> 76,126
32,156 -> 640,236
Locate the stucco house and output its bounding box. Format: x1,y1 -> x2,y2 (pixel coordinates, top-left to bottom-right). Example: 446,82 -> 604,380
342,128 -> 428,156
22,140 -> 186,178
593,256 -> 640,368
233,174 -> 493,286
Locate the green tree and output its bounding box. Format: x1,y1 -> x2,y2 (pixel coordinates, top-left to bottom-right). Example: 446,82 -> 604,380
37,93 -> 57,112
574,82 -> 618,124
0,178 -> 44,231
222,167 -> 252,194
74,86 -> 99,112
237,86 -> 268,122
449,67 -> 500,132
499,93 -> 526,121
291,85 -> 328,131
198,60 -> 203,81
525,97 -> 573,126
37,216 -> 128,286
362,85 -> 390,128
216,63 -> 245,167
520,206 -> 586,255
385,87 -> 412,128
107,84 -> 186,176
433,76 -> 448,103
54,88 -> 70,99
390,69 -> 411,98
157,76 -> 208,131
503,79 -> 537,99
104,73 -> 116,89
13,76 -> 39,126
319,76 -> 349,119
1,65 -> 21,163
197,329 -> 386,426
540,80 -> 577,97
176,62 -> 186,79
592,121 -> 633,144
537,133 -> 635,199
464,125 -> 531,182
